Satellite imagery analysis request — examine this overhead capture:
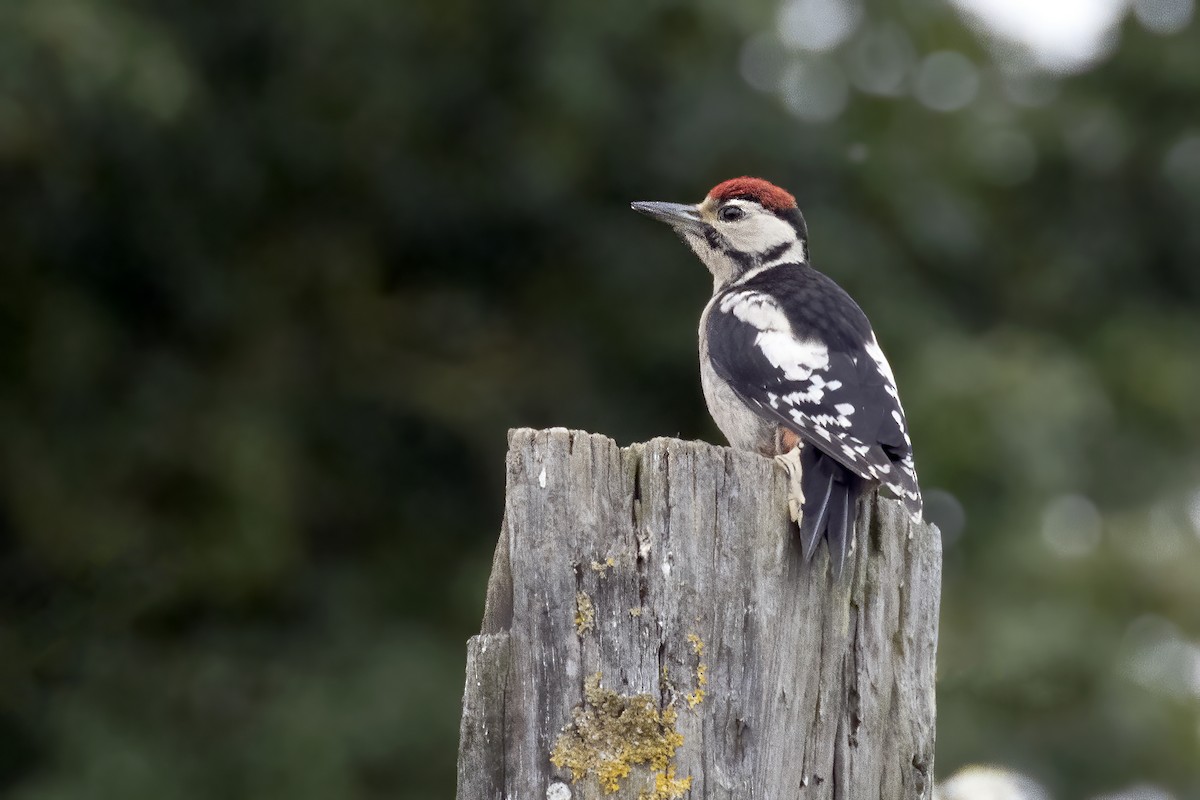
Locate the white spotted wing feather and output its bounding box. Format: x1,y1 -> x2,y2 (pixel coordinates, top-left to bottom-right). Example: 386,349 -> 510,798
706,272 -> 922,518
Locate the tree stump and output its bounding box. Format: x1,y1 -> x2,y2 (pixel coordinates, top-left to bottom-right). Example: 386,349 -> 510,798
457,428 -> 941,800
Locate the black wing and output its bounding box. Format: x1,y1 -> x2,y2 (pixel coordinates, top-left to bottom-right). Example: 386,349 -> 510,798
706,269 -> 921,517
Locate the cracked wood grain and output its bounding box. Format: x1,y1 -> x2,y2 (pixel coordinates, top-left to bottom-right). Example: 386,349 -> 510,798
457,428 -> 941,800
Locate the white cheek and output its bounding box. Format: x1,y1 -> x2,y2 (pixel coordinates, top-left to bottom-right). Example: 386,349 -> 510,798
724,215 -> 794,254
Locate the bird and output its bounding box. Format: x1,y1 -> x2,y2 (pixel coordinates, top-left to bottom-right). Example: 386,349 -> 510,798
632,177 -> 921,575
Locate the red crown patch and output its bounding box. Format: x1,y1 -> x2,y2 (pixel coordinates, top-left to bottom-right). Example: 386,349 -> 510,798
708,177 -> 796,212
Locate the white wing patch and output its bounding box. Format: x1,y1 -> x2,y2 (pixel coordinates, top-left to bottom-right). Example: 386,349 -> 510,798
862,336 -> 920,513
865,334 -> 916,452
776,374 -> 841,405
719,290 -> 788,330
715,289 -> 922,521
756,331 -> 829,382
864,334 -> 900,400
719,291 -> 830,383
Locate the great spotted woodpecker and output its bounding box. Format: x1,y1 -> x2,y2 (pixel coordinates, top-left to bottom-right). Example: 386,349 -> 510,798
632,177 -> 921,575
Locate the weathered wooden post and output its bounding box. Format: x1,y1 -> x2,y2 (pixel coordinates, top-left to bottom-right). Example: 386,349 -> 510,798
457,428 -> 941,799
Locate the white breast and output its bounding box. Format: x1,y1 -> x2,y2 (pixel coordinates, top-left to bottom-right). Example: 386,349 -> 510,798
698,295 -> 775,454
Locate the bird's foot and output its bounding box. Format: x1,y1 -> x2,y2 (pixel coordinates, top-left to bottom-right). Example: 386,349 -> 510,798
774,447 -> 805,523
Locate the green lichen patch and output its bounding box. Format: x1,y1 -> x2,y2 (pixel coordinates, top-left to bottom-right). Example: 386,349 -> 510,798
550,672 -> 689,797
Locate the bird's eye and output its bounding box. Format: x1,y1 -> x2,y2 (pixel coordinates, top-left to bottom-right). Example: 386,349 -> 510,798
719,205 -> 745,222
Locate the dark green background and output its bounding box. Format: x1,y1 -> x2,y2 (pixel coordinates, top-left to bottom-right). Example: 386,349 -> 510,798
2,0 -> 1199,798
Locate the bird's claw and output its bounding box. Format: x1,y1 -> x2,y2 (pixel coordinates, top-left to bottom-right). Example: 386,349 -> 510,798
774,447 -> 805,524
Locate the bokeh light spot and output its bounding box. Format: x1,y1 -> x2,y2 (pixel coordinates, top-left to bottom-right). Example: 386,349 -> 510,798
914,51 -> 980,112
780,57 -> 850,123
1120,616 -> 1200,700
740,33 -> 789,93
777,0 -> 863,52
938,765 -> 1050,800
846,22 -> 915,96
846,142 -> 869,163
1132,0 -> 1195,34
1091,785 -> 1179,800
950,0 -> 1126,73
1040,493 -> 1102,558
1064,106 -> 1130,174
1162,132 -> 1200,194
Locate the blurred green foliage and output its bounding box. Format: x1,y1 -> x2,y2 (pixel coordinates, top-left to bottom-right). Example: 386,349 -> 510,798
1,0 -> 1199,798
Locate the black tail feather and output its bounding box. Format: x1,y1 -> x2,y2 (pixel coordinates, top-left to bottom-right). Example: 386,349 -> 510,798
797,449 -> 834,563
825,474 -> 853,577
797,447 -> 865,577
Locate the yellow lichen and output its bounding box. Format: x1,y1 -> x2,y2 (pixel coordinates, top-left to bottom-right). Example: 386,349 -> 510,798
574,592 -> 595,635
684,634 -> 707,709
550,672 -> 688,796
590,557 -> 616,576
686,663 -> 707,707
659,664 -> 674,696
629,606 -> 642,618
640,765 -> 693,800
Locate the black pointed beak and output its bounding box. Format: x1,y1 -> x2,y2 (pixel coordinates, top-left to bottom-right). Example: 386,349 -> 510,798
630,201 -> 705,234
